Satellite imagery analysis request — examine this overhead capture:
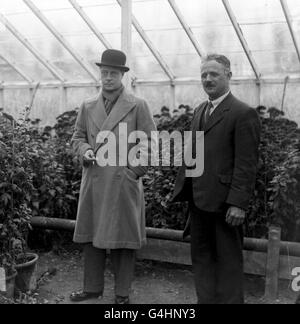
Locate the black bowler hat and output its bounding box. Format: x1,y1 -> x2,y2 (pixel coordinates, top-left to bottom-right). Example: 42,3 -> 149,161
96,49 -> 130,72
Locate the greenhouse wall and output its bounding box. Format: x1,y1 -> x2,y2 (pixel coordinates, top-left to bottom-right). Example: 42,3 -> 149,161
1,81 -> 299,126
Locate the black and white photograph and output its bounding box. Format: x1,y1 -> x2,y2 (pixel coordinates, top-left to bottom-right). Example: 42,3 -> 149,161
0,0 -> 300,309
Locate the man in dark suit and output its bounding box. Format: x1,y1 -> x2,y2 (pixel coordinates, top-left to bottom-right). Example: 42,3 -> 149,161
173,54 -> 261,304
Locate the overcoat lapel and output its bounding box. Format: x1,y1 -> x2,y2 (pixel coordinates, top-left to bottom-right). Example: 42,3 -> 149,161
94,90 -> 136,153
100,90 -> 136,133
88,93 -> 108,132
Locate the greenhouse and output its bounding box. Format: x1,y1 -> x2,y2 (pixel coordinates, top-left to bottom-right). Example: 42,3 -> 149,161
0,0 -> 300,305
0,0 -> 299,124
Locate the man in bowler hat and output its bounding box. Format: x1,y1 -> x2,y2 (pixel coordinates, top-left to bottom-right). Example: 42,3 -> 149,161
70,49 -> 156,304
173,54 -> 261,304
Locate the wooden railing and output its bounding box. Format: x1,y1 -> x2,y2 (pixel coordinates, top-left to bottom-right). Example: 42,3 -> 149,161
31,217 -> 300,302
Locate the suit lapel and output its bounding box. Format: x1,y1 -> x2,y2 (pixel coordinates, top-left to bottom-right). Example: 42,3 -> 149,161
204,93 -> 234,134
192,103 -> 207,131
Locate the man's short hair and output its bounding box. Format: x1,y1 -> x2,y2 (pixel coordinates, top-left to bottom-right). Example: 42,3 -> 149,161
203,54 -> 231,72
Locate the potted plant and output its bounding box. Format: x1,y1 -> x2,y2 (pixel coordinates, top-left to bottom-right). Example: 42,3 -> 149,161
0,105 -> 38,297
14,246 -> 39,294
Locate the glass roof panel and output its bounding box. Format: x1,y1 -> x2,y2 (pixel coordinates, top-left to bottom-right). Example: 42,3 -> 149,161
0,0 -> 102,80
131,31 -> 169,79
0,0 -> 300,82
229,0 -> 300,76
168,0 -> 255,78
0,32 -> 56,81
287,0 -> 300,71
0,56 -> 24,82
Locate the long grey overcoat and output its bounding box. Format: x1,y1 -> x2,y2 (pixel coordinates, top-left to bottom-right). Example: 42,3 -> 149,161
72,89 -> 156,250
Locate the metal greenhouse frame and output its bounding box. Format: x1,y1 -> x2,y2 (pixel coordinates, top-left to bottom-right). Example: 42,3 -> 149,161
0,0 -> 300,112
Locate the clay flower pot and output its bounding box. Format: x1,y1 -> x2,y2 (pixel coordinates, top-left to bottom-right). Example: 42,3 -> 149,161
15,253 -> 39,293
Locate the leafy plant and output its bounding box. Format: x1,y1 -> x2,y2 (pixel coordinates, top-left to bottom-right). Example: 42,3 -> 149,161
246,107 -> 300,240
143,112 -> 193,230
0,108 -> 35,275
145,106 -> 300,242
28,109 -> 81,221
2,103 -> 300,249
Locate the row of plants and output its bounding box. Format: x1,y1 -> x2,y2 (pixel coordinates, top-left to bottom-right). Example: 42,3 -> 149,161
249,107 -> 300,241
0,108 -> 34,275
1,104 -> 300,282
0,107 -> 40,299
145,106 -> 300,241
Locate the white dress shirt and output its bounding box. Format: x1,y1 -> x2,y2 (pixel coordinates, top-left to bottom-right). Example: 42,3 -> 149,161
208,91 -> 231,116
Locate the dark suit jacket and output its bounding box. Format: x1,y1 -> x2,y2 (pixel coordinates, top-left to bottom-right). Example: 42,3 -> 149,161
173,93 -> 261,216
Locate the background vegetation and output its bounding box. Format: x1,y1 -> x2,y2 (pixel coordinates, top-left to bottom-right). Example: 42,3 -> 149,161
0,104 -> 300,257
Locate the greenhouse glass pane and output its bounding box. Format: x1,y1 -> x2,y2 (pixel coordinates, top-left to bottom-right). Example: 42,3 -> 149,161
77,0 -> 121,34
0,57 -> 24,82
229,0 -> 286,23
133,0 -> 237,78
32,0 -> 121,37
171,0 -> 255,78
236,24 -> 299,75
0,0 -> 103,80
287,0 -> 300,70
229,0 -> 300,75
287,0 -> 300,18
132,0 -> 210,78
76,0 -> 166,79
29,0 -> 123,79
29,0 -> 72,11
133,0 -> 181,30
0,0 -> 28,14
25,0 -> 104,79
3,0 -> 300,80
135,27 -> 202,78
0,31 -> 56,81
132,0 -> 179,78
131,31 -> 168,79
74,1 -> 123,52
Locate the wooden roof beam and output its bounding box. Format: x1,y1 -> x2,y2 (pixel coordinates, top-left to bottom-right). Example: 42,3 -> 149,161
280,0 -> 300,65
116,0 -> 176,82
68,0 -> 112,49
0,52 -> 34,83
0,12 -> 66,82
24,0 -> 99,81
69,0 -> 137,81
167,0 -> 205,59
222,0 -> 261,82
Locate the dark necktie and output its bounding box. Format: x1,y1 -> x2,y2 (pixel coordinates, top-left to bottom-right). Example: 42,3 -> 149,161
104,98 -> 113,116
204,101 -> 214,125
200,101 -> 214,130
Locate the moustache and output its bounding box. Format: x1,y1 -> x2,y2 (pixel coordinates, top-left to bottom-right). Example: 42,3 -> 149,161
204,83 -> 215,87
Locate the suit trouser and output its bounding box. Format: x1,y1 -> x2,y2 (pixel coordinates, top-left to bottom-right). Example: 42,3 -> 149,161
189,203 -> 244,304
83,244 -> 136,297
